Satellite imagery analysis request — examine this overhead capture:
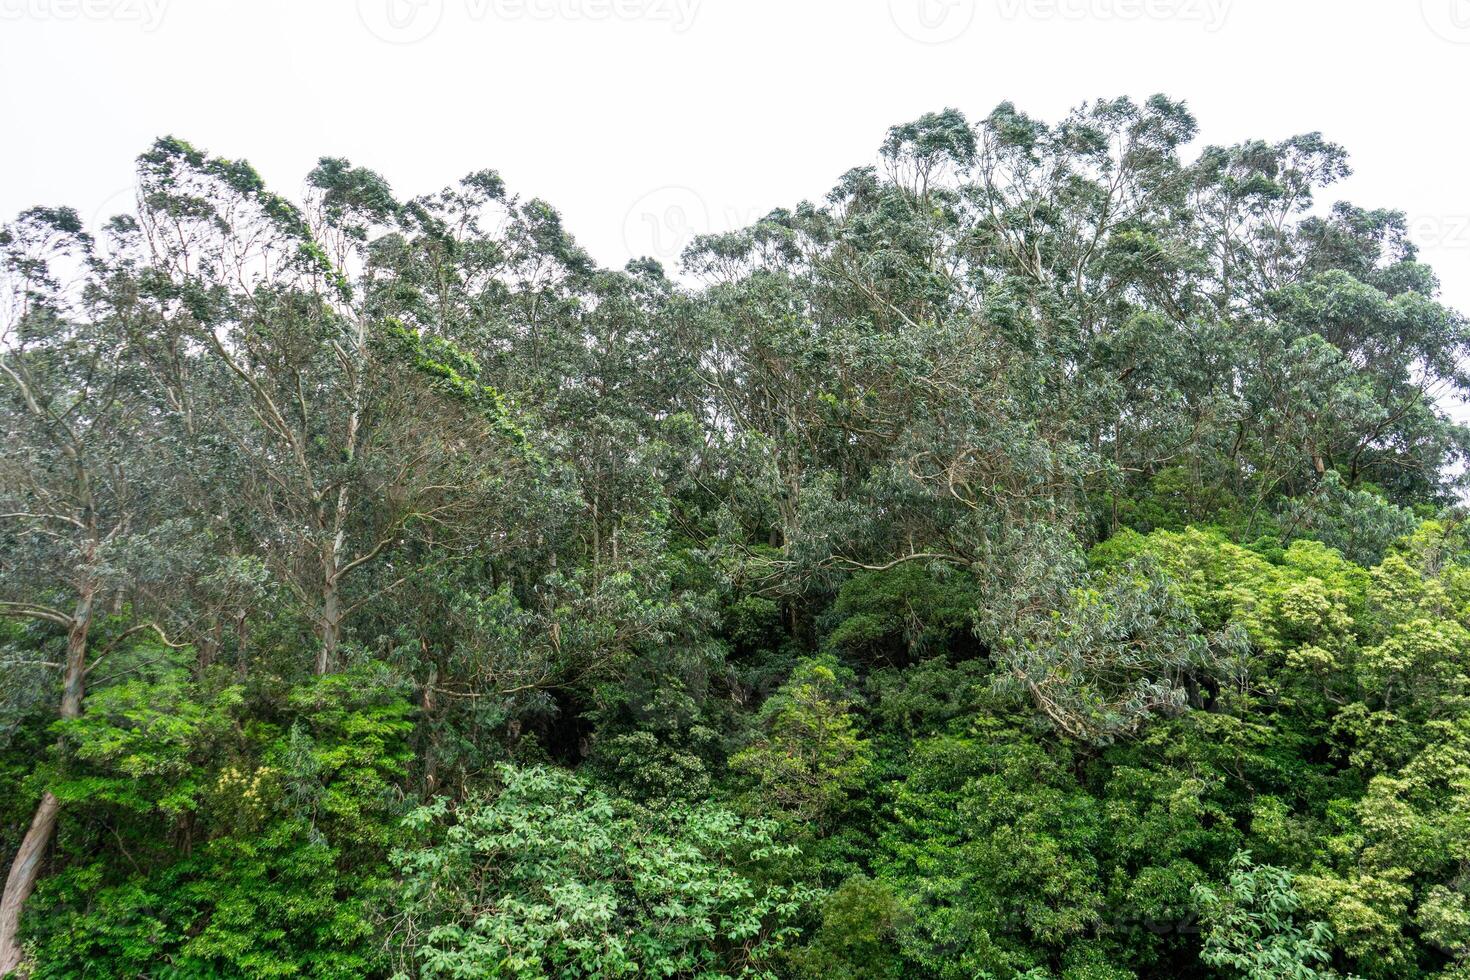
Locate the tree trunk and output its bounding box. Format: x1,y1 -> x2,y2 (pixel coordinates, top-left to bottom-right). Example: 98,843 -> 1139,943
420,661 -> 438,796
198,620 -> 221,671
318,578 -> 340,676
317,551 -> 341,677
0,586 -> 92,975
0,794 -> 60,976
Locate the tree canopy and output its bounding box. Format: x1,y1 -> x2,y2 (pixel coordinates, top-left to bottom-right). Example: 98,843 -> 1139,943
3,96 -> 1470,978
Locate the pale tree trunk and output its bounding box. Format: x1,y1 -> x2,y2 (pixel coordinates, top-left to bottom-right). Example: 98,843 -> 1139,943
316,517 -> 345,676
315,330 -> 362,678
317,565 -> 341,676
0,584 -> 93,976
0,797 -> 58,977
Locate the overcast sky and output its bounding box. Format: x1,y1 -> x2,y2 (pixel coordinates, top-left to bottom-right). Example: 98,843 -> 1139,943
2,0 -> 1467,315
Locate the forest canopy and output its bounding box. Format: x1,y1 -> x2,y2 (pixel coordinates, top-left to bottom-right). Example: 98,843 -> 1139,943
3,95 -> 1470,978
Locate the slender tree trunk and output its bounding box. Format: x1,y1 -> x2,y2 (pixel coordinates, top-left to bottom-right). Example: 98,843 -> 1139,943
58,592 -> 90,723
314,320 -> 364,679
0,585 -> 93,976
198,620 -> 221,671
420,661 -> 438,796
317,534 -> 342,676
233,610 -> 250,683
318,572 -> 340,676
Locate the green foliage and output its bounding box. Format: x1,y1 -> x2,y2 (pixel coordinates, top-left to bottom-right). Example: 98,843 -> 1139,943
823,565 -> 976,666
1194,852 -> 1345,979
23,665 -> 412,978
987,548 -> 1248,742
877,726 -> 1107,977
5,96 -> 1470,979
1278,473 -> 1420,568
393,765 -> 814,979
784,876 -> 907,980
381,320 -> 530,450
730,656 -> 874,830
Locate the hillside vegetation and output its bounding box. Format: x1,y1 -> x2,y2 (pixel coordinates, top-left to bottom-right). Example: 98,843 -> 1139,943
4,96 -> 1470,978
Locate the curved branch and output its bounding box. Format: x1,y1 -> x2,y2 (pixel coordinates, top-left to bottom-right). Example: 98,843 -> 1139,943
0,601 -> 73,628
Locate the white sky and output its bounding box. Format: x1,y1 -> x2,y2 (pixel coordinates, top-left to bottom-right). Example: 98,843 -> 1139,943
1,0 -> 1468,317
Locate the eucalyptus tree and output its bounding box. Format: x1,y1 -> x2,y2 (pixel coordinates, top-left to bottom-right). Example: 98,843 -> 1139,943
357,178 -> 716,770
680,95 -> 1470,743
0,207 -> 186,975
119,139 -> 533,675
1,98 -> 1468,976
